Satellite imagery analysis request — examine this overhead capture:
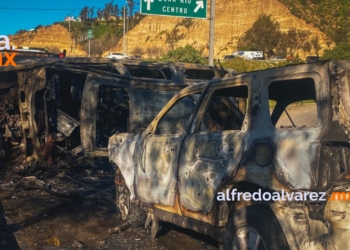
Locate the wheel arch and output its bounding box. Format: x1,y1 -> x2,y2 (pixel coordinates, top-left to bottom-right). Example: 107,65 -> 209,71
216,181 -> 299,250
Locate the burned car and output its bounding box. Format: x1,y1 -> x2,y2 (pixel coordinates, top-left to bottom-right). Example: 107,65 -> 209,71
0,58 -> 227,168
109,60 -> 350,250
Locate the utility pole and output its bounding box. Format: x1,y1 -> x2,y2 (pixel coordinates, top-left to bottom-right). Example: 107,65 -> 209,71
126,15 -> 129,55
209,0 -> 215,66
123,6 -> 126,55
67,11 -> 74,56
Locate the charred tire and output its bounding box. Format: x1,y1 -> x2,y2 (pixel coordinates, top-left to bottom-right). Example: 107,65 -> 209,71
116,184 -> 146,228
223,205 -> 289,250
115,183 -> 130,220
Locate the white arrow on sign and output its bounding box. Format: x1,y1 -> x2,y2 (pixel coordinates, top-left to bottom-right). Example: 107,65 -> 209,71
194,0 -> 204,13
144,0 -> 154,11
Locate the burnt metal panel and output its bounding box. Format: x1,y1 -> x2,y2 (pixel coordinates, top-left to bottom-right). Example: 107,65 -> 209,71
56,109 -> 80,137
178,131 -> 245,212
136,134 -> 185,206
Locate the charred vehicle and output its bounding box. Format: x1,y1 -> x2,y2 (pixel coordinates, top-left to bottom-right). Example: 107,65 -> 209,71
0,58 -> 227,167
109,60 -> 350,250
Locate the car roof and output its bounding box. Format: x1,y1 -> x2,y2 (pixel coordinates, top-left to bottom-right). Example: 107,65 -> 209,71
0,57 -> 227,86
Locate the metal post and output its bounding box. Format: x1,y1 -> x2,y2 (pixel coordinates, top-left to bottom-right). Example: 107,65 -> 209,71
88,39 -> 90,57
126,16 -> 129,55
209,0 -> 215,66
123,7 -> 126,55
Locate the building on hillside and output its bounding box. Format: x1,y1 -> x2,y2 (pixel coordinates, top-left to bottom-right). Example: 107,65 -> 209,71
65,16 -> 81,22
110,15 -> 118,21
65,16 -> 75,22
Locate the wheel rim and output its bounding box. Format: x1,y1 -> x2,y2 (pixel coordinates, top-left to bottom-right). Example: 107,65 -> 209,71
232,226 -> 267,250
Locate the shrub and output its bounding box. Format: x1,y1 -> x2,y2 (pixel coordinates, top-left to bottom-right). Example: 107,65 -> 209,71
162,45 -> 205,64
322,43 -> 350,60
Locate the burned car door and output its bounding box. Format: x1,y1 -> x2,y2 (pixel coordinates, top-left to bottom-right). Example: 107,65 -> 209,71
80,73 -> 131,157
178,83 -> 250,213
136,90 -> 203,207
264,76 -> 320,190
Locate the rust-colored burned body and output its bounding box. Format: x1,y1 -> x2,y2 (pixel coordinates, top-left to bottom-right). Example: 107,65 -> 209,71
0,58 -> 226,166
109,60 -> 350,249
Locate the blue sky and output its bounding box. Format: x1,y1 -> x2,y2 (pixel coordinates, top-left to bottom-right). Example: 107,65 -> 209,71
0,0 -> 139,35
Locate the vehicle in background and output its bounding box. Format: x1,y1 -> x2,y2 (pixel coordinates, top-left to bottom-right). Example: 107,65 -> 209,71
129,55 -> 141,59
1,46 -> 62,63
251,56 -> 266,60
232,50 -> 263,60
105,52 -> 129,59
223,55 -> 236,60
270,55 -> 286,61
306,56 -> 319,63
109,60 -> 350,250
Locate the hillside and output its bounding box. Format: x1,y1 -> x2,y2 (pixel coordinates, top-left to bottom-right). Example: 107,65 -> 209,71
113,0 -> 333,58
9,24 -> 87,57
278,0 -> 350,44
8,0 -> 344,59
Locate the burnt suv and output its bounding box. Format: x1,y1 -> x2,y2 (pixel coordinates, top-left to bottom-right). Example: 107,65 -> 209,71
0,58 -> 229,165
109,60 -> 350,250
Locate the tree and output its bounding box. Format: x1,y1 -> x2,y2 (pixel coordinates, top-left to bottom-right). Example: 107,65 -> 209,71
79,6 -> 89,22
166,28 -> 185,50
282,28 -> 311,57
88,6 -> 95,20
310,36 -> 322,56
322,42 -> 350,60
330,26 -> 350,45
82,40 -> 104,56
237,14 -> 281,58
97,9 -> 104,21
16,29 -> 27,35
103,0 -> 119,25
132,46 -> 143,56
126,0 -> 136,28
127,0 -> 135,18
102,33 -> 119,52
151,47 -> 164,59
162,45 -> 204,63
146,47 -> 154,58
34,25 -> 43,31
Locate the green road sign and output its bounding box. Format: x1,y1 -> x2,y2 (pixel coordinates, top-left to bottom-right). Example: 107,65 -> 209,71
87,29 -> 94,39
141,0 -> 207,19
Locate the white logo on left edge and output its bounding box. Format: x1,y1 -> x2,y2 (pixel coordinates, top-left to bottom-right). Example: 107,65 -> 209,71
0,35 -> 15,50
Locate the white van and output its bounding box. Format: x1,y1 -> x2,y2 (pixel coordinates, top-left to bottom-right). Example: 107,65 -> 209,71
232,51 -> 263,60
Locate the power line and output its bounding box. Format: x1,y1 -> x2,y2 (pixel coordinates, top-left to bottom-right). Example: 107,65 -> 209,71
0,7 -> 81,11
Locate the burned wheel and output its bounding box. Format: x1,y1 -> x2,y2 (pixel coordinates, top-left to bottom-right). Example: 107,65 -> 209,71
223,206 -> 289,250
115,167 -> 146,227
232,227 -> 266,250
115,181 -> 130,221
